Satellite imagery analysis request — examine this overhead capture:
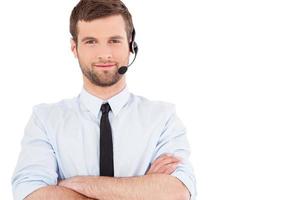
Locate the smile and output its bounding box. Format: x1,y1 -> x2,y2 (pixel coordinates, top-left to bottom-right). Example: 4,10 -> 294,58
94,64 -> 116,68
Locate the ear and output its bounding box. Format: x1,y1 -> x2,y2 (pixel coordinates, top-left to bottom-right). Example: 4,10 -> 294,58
70,38 -> 78,58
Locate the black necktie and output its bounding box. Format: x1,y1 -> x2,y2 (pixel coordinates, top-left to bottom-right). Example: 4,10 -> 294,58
99,103 -> 114,176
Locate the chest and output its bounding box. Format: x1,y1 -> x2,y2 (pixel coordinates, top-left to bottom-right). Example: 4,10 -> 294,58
49,113 -> 164,179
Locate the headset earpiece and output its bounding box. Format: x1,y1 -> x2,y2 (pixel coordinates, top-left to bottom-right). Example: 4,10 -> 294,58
131,41 -> 138,54
129,28 -> 138,54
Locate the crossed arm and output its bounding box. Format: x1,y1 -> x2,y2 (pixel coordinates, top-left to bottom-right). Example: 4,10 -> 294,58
24,185 -> 94,200
25,154 -> 190,200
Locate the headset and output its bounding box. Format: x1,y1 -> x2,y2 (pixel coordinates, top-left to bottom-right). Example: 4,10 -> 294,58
118,28 -> 139,75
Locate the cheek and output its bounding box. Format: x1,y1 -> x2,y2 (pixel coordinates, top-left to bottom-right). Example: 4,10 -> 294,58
114,47 -> 130,61
77,49 -> 95,62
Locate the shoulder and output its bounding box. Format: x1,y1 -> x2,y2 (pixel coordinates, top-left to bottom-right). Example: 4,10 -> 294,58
31,96 -> 79,121
130,93 -> 177,116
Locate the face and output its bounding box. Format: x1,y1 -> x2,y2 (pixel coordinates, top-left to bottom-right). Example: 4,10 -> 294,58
71,15 -> 130,87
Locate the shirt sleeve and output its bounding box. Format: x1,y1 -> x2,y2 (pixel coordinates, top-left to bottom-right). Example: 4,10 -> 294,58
152,104 -> 197,200
11,106 -> 58,200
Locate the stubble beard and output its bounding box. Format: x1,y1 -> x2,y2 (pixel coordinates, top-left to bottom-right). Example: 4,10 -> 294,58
79,61 -> 122,87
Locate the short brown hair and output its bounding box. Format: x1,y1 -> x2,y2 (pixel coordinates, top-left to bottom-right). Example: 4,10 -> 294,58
70,0 -> 134,43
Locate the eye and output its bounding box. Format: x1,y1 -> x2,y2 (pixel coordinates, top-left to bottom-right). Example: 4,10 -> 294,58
86,40 -> 96,44
109,39 -> 121,44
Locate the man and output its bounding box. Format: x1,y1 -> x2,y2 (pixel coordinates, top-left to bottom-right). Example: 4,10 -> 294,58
11,0 -> 197,199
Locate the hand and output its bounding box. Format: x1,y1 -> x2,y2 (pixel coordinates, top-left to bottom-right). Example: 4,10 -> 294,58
58,176 -> 90,194
146,154 -> 182,175
58,176 -> 103,200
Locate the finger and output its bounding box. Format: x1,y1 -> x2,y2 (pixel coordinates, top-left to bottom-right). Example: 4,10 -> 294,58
147,156 -> 176,174
147,159 -> 180,175
152,154 -> 173,165
156,161 -> 180,175
152,154 -> 181,166
162,163 -> 179,174
152,157 -> 181,173
147,156 -> 171,174
151,157 -> 179,172
149,154 -> 181,173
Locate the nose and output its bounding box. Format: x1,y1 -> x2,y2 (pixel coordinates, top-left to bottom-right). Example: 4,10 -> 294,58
96,45 -> 113,61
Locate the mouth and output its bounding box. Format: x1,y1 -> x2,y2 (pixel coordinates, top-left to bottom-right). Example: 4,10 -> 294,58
94,63 -> 116,68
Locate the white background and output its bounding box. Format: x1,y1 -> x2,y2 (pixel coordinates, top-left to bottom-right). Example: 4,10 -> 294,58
0,0 -> 300,199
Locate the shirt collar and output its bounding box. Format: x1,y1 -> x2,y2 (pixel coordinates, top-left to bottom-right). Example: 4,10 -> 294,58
79,86 -> 130,118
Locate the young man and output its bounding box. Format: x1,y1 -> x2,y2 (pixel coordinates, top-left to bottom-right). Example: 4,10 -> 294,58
11,0 -> 197,199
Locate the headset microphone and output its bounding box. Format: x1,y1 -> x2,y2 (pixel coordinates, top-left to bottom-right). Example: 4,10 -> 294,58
118,28 -> 139,75
118,66 -> 128,75
118,43 -> 138,75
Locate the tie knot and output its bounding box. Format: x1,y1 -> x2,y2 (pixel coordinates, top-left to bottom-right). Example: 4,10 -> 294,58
101,103 -> 111,114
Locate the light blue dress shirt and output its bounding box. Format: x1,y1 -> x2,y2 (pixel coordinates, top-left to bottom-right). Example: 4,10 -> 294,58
11,86 -> 197,200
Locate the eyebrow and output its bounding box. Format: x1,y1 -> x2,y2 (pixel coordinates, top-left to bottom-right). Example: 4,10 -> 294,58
81,37 -> 97,42
81,35 -> 125,42
110,35 -> 125,40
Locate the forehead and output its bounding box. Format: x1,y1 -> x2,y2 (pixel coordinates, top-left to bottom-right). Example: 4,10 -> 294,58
77,15 -> 127,39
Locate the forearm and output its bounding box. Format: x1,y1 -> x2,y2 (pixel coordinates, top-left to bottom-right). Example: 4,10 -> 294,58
25,185 -> 96,200
59,174 -> 189,200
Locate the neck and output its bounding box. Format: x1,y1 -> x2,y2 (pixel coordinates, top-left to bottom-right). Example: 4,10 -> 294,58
83,76 -> 126,100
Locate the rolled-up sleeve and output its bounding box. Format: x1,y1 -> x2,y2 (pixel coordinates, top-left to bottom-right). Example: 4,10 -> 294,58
11,106 -> 58,200
152,105 -> 197,200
